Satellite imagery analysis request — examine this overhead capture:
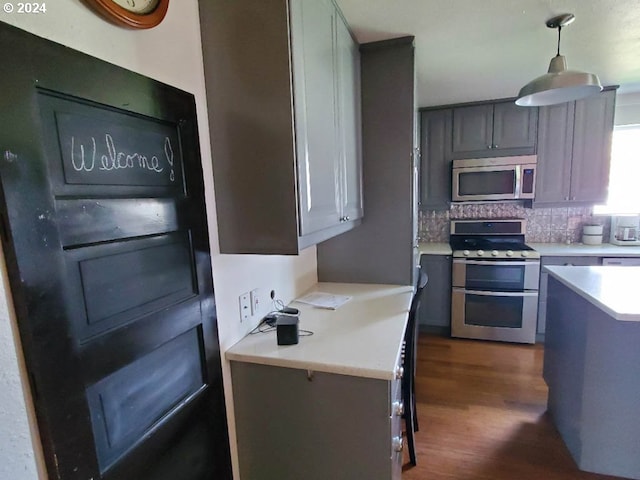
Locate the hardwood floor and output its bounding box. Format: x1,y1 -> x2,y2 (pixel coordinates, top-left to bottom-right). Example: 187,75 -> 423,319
402,334 -> 623,480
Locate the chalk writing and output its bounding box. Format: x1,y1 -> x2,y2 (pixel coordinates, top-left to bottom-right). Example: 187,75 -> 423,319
53,105 -> 182,187
164,137 -> 175,182
71,136 -> 96,172
70,133 -> 174,180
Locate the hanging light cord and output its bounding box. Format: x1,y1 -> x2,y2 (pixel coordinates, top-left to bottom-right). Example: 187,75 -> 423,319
556,25 -> 562,56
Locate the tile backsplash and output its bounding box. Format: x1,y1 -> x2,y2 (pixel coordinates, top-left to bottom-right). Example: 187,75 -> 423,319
419,203 -> 611,244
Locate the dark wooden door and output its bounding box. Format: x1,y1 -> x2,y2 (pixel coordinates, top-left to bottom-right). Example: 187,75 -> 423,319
0,22 -> 231,480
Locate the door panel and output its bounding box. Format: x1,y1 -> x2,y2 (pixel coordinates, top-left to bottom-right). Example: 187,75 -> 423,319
336,15 -> 363,223
492,101 -> 537,152
290,0 -> 341,235
534,102 -> 574,204
570,90 -> 616,202
451,104 -> 493,157
0,22 -> 231,480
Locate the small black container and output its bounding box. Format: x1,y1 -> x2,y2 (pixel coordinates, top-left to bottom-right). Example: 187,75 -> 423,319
276,315 -> 299,345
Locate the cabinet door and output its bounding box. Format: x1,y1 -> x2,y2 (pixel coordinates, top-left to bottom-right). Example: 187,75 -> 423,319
569,89 -> 616,203
232,362 -> 394,480
336,16 -> 363,223
534,102 -> 574,204
420,109 -> 452,209
492,102 -> 537,155
418,255 -> 452,328
290,0 -> 341,236
451,104 -> 493,158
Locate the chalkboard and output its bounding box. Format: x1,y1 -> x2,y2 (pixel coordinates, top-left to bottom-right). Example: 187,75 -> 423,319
43,93 -> 183,187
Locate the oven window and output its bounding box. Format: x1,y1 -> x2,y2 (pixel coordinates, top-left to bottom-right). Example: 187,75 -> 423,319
465,294 -> 523,329
459,170 -> 515,196
464,263 -> 525,291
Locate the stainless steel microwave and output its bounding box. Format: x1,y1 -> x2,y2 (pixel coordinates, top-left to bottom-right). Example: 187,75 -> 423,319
451,155 -> 537,202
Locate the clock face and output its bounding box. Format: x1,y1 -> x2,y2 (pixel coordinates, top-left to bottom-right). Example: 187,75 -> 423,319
110,0 -> 159,15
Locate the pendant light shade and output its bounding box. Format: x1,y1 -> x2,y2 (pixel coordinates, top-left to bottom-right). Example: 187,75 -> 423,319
516,14 -> 602,107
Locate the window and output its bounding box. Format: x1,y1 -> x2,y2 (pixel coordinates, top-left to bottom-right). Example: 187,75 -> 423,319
594,125 -> 640,214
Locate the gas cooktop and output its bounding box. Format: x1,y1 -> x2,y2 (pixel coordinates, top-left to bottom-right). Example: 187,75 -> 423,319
449,219 -> 540,259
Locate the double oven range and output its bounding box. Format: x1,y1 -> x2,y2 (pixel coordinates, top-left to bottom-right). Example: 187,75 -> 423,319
450,219 -> 540,344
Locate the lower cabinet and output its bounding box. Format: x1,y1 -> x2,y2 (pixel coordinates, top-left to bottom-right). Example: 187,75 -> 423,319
538,256 -> 601,335
231,361 -> 403,480
418,254 -> 452,329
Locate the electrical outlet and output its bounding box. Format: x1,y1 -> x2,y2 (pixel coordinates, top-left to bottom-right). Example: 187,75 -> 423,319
239,292 -> 250,322
250,288 -> 261,316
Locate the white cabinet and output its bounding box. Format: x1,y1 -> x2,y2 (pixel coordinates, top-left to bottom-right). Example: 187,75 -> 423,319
200,0 -> 362,254
336,14 -> 364,224
291,0 -> 363,237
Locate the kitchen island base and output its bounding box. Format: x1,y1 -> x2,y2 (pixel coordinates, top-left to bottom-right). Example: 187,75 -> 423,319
231,361 -> 401,480
544,275 -> 640,479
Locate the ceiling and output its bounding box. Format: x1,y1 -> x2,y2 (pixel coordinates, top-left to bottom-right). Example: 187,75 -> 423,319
335,0 -> 640,107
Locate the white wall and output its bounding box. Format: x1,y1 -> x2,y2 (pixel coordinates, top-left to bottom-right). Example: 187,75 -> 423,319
0,3 -> 317,479
615,91 -> 640,126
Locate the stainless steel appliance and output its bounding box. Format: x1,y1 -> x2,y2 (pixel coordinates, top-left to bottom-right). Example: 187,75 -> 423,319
450,219 -> 539,344
451,155 -> 537,202
610,215 -> 640,246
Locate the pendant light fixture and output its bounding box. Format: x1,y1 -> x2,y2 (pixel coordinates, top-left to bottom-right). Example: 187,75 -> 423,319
516,13 -> 602,107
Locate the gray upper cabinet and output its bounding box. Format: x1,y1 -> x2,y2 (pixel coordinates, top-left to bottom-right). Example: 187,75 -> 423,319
535,88 -> 616,206
534,102 -> 575,204
452,104 -> 493,156
199,0 -> 362,254
492,102 -> 538,152
570,89 -> 616,202
452,101 -> 537,159
419,109 -> 452,210
317,37 -> 416,286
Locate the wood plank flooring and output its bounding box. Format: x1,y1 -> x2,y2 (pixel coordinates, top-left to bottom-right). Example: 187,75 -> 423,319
402,334 -> 623,480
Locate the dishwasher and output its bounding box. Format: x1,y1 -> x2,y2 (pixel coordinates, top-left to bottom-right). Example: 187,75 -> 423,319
602,257 -> 640,266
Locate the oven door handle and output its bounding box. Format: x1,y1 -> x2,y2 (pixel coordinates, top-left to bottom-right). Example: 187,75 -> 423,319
453,259 -> 539,267
452,288 -> 538,297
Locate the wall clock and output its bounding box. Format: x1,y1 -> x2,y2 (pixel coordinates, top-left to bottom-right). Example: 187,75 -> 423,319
85,0 -> 169,29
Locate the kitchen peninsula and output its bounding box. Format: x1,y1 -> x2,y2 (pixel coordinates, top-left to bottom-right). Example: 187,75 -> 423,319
543,266 -> 640,480
227,283 -> 413,480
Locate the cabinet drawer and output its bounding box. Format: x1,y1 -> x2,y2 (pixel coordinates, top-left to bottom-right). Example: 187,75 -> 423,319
541,256 -> 601,267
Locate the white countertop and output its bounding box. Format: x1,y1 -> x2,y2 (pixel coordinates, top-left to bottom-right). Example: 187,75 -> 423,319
545,266 -> 640,321
418,242 -> 452,255
225,283 -> 414,381
527,243 -> 640,257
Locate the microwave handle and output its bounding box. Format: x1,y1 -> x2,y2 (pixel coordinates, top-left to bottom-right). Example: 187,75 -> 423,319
514,165 -> 522,199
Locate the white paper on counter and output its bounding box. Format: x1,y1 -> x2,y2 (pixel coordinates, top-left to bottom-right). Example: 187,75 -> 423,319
294,292 -> 352,310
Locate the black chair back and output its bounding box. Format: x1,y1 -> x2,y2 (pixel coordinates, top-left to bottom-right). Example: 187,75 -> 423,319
402,268 -> 428,466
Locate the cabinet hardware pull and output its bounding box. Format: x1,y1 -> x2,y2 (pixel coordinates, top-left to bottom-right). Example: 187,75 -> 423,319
392,436 -> 404,452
